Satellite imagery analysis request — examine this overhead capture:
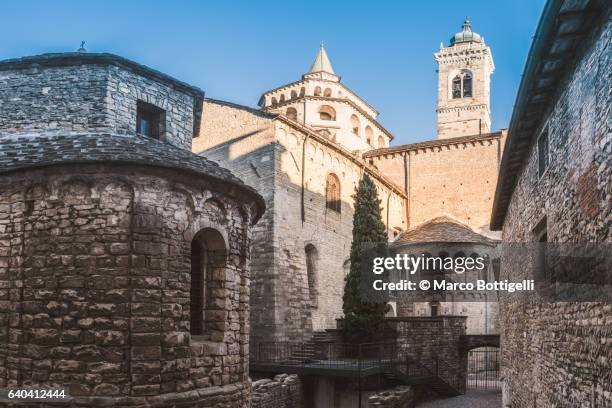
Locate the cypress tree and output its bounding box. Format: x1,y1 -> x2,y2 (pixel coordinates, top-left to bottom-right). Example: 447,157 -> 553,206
342,173 -> 388,343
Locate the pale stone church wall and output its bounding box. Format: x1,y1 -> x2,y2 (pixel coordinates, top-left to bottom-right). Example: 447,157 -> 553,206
273,120 -> 406,335
369,133 -> 504,235
195,100 -> 406,340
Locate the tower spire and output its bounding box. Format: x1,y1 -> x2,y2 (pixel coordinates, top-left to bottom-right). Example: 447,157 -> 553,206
307,43 -> 335,74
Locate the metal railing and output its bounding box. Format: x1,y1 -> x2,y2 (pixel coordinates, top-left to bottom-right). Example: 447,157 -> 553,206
251,341 -> 463,395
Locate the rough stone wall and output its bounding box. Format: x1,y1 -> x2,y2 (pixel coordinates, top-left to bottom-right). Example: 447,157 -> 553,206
251,374 -> 303,408
369,133 -> 504,236
194,100 -> 279,343
196,99 -> 407,342
499,14 -> 611,408
367,385 -> 415,408
0,163 -> 253,407
105,66 -> 196,150
0,64 -> 109,135
0,63 -> 196,150
388,317 -> 467,394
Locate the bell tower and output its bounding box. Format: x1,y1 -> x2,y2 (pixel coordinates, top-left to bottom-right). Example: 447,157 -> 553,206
434,18 -> 494,139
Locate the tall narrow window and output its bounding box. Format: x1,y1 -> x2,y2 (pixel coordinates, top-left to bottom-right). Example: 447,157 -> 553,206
378,136 -> 385,148
136,100 -> 165,139
326,173 -> 341,213
314,86 -> 321,96
452,76 -> 462,99
351,114 -> 360,136
291,90 -> 298,99
538,128 -> 549,177
365,126 -> 374,145
324,88 -> 332,97
190,228 -> 226,338
533,217 -> 548,284
463,73 -> 472,97
305,244 -> 318,307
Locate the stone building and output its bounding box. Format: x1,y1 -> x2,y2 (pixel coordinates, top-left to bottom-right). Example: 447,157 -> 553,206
364,21 -> 505,335
194,19 -> 504,343
489,0 -> 611,406
0,53 -> 264,406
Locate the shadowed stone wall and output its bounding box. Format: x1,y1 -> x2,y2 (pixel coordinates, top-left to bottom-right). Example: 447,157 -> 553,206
498,10 -> 611,408
251,374 -> 303,408
387,316 -> 467,394
0,164 -> 254,406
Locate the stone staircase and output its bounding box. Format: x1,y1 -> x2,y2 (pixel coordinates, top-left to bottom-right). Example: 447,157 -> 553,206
285,330 -> 337,364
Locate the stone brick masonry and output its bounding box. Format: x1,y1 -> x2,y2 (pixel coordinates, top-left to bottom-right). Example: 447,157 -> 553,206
498,7 -> 611,408
0,53 -> 264,407
251,374 -> 303,408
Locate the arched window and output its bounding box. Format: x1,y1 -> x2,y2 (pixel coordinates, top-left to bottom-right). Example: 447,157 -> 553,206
365,126 -> 374,145
299,87 -> 306,96
377,136 -> 385,148
326,173 -> 341,213
286,107 -> 298,121
305,244 -> 318,307
323,88 -> 332,97
452,75 -> 462,99
350,114 -> 360,136
452,70 -> 473,99
279,94 -> 286,103
271,97 -> 278,105
290,90 -> 298,99
319,105 -> 336,121
314,86 -> 321,96
463,72 -> 472,97
190,228 -> 226,337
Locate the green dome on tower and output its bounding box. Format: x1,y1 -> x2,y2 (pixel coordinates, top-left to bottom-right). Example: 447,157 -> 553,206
450,18 -> 483,45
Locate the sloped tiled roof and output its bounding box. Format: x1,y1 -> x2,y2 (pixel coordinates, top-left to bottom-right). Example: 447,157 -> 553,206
0,133 -> 265,222
391,216 -> 497,247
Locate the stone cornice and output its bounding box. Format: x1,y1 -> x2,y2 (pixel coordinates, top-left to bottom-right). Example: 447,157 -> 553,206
275,115 -> 406,199
363,131 -> 505,158
264,95 -> 394,141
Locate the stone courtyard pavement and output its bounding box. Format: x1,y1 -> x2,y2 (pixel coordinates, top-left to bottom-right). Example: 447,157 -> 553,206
417,389 -> 501,408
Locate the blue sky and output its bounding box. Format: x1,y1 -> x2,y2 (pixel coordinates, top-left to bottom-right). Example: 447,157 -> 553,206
2,0 -> 545,145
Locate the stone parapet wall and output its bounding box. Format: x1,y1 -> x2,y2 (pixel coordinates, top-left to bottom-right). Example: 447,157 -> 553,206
251,374 -> 303,408
367,385 -> 415,408
387,316 -> 467,393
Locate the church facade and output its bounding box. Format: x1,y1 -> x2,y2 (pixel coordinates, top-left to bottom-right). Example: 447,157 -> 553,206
194,19 -> 504,340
